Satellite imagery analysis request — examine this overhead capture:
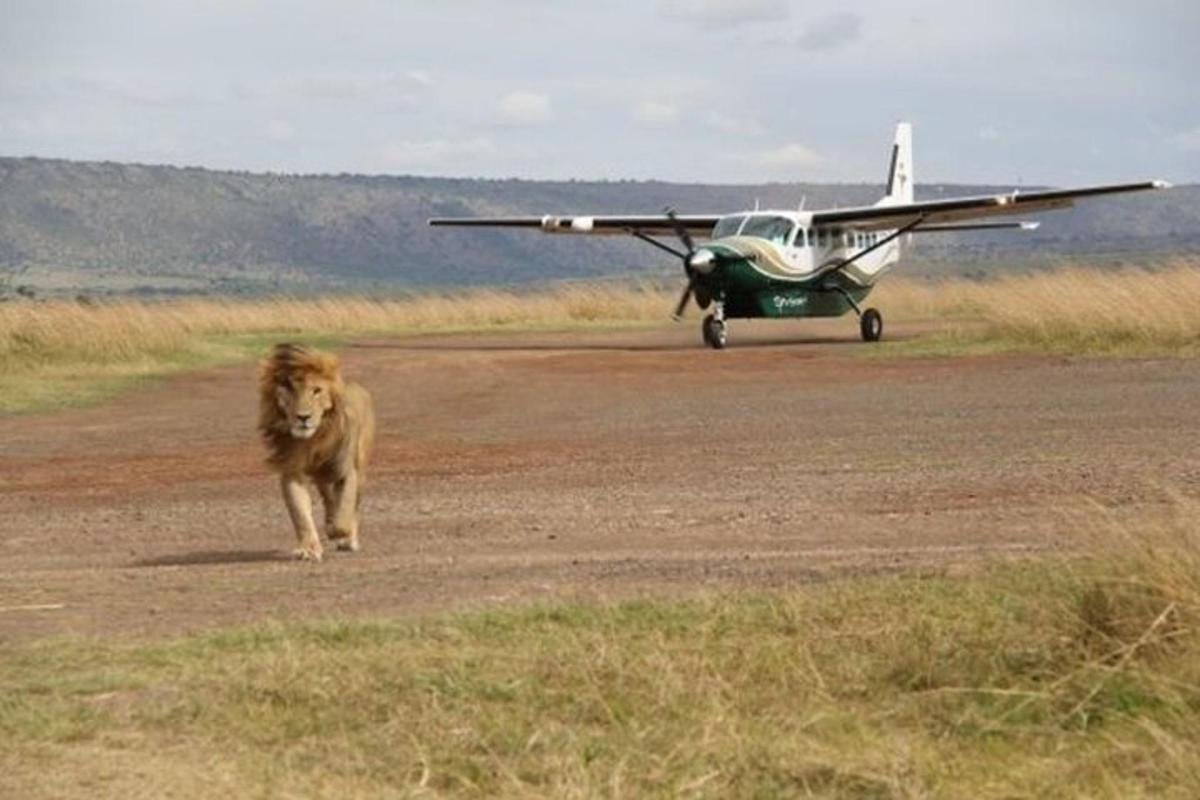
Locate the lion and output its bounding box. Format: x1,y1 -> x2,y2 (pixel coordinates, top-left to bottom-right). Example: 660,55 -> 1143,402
258,343 -> 376,562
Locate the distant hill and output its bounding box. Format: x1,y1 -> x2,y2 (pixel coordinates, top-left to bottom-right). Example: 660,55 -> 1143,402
0,156 -> 1196,297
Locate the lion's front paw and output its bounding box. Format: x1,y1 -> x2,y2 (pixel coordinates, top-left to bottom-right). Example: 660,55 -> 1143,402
335,537 -> 360,553
293,546 -> 324,562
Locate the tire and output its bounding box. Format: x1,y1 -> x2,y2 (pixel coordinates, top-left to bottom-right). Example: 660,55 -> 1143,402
702,314 -> 727,350
860,308 -> 883,342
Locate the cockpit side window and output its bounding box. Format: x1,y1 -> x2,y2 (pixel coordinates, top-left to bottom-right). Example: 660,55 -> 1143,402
711,215 -> 747,238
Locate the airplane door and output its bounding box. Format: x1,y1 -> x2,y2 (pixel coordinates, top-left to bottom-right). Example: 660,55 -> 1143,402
786,227 -> 809,271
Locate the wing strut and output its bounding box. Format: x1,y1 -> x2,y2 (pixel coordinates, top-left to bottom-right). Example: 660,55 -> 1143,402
817,216 -> 927,317
819,215 -> 927,281
627,229 -> 686,260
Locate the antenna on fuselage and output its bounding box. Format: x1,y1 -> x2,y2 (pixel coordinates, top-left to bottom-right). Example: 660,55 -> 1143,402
754,198 -> 760,211
798,195 -> 807,211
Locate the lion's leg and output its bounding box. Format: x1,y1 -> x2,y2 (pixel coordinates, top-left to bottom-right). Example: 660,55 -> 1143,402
329,471 -> 361,552
316,480 -> 336,536
281,475 -> 323,562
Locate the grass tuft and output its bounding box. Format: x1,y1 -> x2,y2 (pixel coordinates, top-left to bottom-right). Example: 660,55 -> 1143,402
3,503 -> 1200,797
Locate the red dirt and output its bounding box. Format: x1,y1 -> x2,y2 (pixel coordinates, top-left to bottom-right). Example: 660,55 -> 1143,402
3,320 -> 1199,642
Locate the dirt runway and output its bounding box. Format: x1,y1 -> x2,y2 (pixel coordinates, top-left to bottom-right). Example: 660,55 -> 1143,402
3,320 -> 1199,642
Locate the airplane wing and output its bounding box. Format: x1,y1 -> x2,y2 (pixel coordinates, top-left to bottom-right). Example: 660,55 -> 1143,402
429,181 -> 1169,235
428,213 -> 721,237
814,180 -> 1170,231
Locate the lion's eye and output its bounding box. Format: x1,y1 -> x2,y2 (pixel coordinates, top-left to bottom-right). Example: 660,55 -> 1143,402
312,387 -> 322,396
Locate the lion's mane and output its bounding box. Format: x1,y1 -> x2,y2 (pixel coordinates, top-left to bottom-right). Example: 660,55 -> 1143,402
258,343 -> 362,475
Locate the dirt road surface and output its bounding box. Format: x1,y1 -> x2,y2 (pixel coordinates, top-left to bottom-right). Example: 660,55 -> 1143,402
3,321 -> 1199,642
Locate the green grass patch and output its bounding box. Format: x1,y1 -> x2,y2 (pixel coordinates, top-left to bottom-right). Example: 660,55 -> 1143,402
4,556 -> 1199,798
0,332 -> 344,414
869,326 -> 1200,360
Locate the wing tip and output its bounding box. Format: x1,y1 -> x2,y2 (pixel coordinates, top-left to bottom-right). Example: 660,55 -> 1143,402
1153,179 -> 1173,190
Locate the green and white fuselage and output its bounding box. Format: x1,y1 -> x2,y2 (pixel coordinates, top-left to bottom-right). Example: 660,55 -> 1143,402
430,122 -> 1169,348
684,210 -> 901,320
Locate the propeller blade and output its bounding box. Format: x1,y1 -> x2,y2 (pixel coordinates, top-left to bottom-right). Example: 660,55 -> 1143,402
664,207 -> 696,256
672,277 -> 696,321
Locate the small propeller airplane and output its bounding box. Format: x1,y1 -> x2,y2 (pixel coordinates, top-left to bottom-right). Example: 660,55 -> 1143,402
430,123 -> 1170,348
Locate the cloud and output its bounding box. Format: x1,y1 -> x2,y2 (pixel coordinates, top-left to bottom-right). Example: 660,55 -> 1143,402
297,78 -> 362,101
495,91 -> 554,125
705,111 -> 763,137
1170,127 -> 1200,153
377,137 -> 500,169
659,0 -> 789,27
978,126 -> 1001,141
377,70 -> 433,106
264,120 -> 297,142
741,142 -> 825,168
238,71 -> 431,107
632,100 -> 679,127
71,75 -> 198,107
796,12 -> 863,51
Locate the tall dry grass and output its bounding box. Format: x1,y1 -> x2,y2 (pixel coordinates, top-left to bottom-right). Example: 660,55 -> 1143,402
3,262 -> 1199,411
0,283 -> 675,373
5,262 -> 1200,371
874,259 -> 1200,353
0,284 -> 679,411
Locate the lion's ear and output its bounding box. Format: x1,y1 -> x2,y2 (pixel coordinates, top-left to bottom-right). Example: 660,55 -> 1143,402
275,383 -> 291,408
317,352 -> 342,379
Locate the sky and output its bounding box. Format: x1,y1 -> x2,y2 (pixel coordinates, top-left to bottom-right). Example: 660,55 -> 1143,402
1,0 -> 1197,186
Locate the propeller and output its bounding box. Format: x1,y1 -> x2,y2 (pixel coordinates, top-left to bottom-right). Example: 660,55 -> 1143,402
664,207 -> 712,319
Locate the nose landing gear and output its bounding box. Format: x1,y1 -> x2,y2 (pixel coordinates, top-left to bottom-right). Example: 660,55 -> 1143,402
702,301 -> 727,349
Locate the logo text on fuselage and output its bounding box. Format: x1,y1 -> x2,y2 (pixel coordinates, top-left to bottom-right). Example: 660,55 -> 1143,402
773,295 -> 808,311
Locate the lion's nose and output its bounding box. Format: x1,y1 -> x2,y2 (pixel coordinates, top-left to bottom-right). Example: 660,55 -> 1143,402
296,413 -> 312,424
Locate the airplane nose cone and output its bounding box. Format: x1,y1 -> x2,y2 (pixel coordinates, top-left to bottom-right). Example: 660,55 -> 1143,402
687,248 -> 718,274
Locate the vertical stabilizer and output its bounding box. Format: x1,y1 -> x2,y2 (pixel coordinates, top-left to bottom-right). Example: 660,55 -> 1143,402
884,122 -> 914,205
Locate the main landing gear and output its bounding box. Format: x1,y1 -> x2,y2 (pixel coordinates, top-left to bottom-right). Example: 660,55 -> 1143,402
859,308 -> 883,342
829,285 -> 883,343
702,302 -> 727,349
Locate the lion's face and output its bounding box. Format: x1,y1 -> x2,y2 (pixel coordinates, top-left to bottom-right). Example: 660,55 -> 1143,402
275,371 -> 336,439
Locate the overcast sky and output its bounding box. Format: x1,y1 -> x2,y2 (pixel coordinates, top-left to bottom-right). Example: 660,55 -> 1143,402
1,0 -> 1197,185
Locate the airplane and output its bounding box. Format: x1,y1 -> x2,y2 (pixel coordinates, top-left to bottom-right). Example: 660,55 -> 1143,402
429,123 -> 1170,349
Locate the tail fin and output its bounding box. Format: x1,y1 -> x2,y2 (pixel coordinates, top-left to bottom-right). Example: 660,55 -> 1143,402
884,122 -> 913,205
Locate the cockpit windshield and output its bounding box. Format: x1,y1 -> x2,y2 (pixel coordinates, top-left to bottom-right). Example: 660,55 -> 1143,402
711,215 -> 746,238
739,215 -> 794,245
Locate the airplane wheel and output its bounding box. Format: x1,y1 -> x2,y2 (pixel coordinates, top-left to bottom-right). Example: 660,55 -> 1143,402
860,308 -> 883,342
702,314 -> 727,350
